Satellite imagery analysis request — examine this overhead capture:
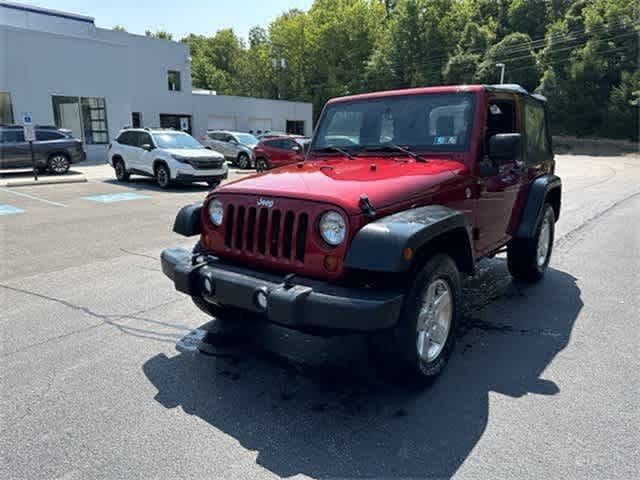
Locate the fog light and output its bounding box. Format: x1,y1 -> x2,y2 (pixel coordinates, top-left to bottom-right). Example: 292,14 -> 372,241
323,255 -> 338,272
254,288 -> 268,311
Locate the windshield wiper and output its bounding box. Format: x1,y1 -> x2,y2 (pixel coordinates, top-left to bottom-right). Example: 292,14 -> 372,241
362,144 -> 427,163
312,146 -> 354,159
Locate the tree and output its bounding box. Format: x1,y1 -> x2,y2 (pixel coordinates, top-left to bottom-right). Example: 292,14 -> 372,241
248,26 -> 268,48
476,32 -> 540,91
145,30 -> 173,40
112,25 -> 127,32
444,52 -> 481,84
604,70 -> 640,140
507,0 -> 548,40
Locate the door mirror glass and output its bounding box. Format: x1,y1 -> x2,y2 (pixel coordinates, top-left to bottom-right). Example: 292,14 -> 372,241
489,133 -> 521,163
141,143 -> 153,151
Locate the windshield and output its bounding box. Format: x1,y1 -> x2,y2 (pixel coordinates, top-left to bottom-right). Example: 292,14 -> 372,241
152,132 -> 203,149
235,133 -> 259,146
312,93 -> 475,154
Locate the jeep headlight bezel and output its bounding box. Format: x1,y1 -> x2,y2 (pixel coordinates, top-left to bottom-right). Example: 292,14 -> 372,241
319,210 -> 347,246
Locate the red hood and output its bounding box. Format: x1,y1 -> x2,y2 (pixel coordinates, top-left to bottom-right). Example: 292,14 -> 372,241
217,157 -> 467,214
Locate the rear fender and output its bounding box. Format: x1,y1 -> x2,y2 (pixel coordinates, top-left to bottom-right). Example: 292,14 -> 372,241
515,175 -> 562,240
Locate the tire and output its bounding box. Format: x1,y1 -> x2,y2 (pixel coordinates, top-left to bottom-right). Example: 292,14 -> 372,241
113,158 -> 130,181
507,204 -> 555,283
48,153 -> 70,174
255,158 -> 269,172
370,254 -> 461,388
237,152 -> 250,169
155,163 -> 171,189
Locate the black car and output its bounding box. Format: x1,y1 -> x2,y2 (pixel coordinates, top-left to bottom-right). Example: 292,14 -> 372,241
0,125 -> 85,174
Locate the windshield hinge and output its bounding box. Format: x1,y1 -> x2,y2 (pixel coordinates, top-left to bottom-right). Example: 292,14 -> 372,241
359,194 -> 376,219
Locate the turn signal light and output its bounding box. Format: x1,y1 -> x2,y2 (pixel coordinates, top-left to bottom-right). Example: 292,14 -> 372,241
323,255 -> 338,272
403,247 -> 414,261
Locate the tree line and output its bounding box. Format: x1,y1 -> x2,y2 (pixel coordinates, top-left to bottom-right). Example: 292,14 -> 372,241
143,0 -> 639,140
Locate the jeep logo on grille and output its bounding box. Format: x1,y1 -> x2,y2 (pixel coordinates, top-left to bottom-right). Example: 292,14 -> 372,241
257,198 -> 274,208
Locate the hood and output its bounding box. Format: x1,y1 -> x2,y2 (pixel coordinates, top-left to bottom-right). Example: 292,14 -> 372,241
217,156 -> 467,214
165,148 -> 224,159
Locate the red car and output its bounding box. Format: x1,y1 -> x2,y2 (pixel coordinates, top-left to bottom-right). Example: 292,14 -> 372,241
162,84 -> 561,387
253,136 -> 307,171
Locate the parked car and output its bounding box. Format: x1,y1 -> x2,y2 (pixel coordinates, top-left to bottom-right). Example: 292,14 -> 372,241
161,84 -> 561,387
201,130 -> 258,169
253,136 -> 306,171
0,125 -> 85,174
108,128 -> 227,189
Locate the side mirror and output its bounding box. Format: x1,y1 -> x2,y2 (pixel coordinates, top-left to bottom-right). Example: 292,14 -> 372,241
141,143 -> 154,151
228,138 -> 238,145
489,133 -> 521,163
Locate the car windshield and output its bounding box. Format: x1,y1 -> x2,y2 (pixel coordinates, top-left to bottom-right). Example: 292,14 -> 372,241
235,133 -> 258,146
152,132 -> 203,149
312,92 -> 475,154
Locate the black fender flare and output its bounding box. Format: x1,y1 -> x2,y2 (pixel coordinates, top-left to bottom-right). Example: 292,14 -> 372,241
344,205 -> 474,273
173,202 -> 202,236
515,174 -> 562,240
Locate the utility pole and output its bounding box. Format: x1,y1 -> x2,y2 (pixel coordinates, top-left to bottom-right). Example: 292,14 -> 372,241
496,63 -> 505,84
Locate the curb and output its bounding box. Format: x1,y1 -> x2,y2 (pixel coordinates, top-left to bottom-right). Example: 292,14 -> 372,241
5,175 -> 87,187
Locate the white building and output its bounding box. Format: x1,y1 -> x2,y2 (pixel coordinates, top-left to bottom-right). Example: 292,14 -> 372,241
0,1 -> 313,160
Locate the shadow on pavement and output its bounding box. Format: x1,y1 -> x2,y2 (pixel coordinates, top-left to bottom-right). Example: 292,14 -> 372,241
102,178 -> 212,193
143,259 -> 582,478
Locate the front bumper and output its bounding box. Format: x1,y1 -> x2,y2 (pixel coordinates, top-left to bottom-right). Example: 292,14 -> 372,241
161,247 -> 404,332
174,168 -> 228,183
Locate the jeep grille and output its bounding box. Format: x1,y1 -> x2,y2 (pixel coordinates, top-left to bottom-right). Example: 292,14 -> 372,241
224,204 -> 309,263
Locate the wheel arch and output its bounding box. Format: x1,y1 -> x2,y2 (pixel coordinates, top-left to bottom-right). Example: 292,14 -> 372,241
344,205 -> 475,277
514,174 -> 562,240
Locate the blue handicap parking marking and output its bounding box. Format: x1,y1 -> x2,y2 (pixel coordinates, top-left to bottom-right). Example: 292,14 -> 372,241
83,192 -> 150,203
0,204 -> 25,216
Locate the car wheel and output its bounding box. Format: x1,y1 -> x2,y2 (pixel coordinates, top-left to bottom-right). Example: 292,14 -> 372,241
369,254 -> 461,388
507,204 -> 555,283
255,158 -> 269,172
113,159 -> 130,181
155,163 -> 171,189
237,153 -> 250,169
48,153 -> 70,174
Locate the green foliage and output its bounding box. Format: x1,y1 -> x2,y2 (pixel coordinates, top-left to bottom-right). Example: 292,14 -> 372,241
173,0 -> 639,139
145,30 -> 173,40
112,25 -> 127,32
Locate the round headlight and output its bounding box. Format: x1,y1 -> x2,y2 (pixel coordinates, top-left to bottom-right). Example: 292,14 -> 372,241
208,199 -> 224,226
319,211 -> 346,246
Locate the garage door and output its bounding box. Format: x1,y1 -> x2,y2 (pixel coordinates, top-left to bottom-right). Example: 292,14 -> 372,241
207,115 -> 236,131
248,117 -> 272,133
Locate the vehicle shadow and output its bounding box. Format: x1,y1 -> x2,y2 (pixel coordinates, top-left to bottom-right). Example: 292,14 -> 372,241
0,169 -> 83,179
143,259 -> 582,478
102,178 -> 212,193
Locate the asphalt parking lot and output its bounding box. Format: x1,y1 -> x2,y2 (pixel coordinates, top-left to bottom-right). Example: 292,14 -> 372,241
1,154 -> 639,479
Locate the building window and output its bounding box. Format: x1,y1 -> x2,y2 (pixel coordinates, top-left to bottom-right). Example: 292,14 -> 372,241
168,70 -> 181,91
0,92 -> 14,124
286,120 -> 305,136
132,112 -> 142,128
52,96 -> 109,144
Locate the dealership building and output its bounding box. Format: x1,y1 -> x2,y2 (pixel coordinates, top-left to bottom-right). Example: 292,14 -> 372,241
0,1 -> 313,160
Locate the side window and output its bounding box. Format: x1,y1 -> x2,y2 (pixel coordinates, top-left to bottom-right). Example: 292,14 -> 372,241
524,100 -> 549,163
138,132 -> 152,147
117,132 -> 130,145
128,132 -> 141,147
485,99 -> 517,153
36,130 -> 64,141
4,130 -> 25,143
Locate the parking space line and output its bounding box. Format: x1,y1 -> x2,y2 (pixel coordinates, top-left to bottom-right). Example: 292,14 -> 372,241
0,205 -> 25,216
0,187 -> 66,207
83,192 -> 150,203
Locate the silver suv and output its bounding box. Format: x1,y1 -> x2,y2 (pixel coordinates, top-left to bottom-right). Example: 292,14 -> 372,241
0,126 -> 85,174
201,130 -> 258,169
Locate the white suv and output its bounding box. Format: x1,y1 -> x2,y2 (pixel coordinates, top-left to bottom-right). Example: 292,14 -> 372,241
108,128 -> 227,188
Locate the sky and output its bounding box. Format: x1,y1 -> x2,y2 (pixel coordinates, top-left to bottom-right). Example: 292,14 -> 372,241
16,0 -> 314,41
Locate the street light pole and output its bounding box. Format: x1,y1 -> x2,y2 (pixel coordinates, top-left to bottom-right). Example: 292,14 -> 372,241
496,63 -> 505,84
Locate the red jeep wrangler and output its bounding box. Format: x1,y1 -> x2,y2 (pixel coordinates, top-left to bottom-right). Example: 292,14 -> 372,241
161,84 -> 561,386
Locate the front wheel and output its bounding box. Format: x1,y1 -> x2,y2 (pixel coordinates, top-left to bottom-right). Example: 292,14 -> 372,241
507,204 -> 555,283
237,153 -> 250,169
370,254 -> 461,388
113,159 -> 130,181
255,158 -> 269,172
48,153 -> 70,174
155,163 -> 171,189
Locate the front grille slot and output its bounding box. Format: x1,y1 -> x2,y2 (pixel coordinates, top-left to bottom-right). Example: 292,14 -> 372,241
223,200 -> 309,264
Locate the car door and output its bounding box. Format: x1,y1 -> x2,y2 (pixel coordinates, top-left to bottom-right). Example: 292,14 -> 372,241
474,95 -> 526,254
207,132 -> 227,157
276,138 -> 303,166
136,131 -> 155,174
123,131 -> 143,170
1,129 -> 31,168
